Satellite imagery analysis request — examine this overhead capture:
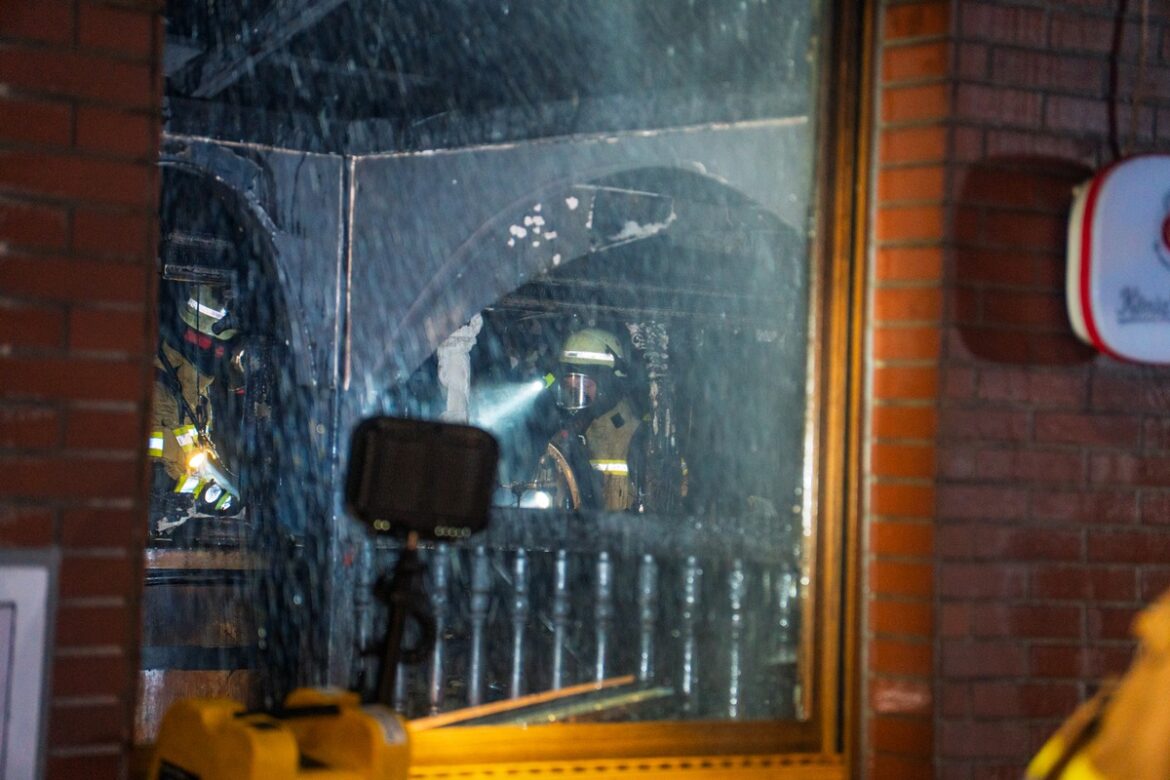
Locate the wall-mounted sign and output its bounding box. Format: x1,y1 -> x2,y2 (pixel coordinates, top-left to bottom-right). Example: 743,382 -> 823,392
0,550 -> 57,780
1068,154 -> 1170,364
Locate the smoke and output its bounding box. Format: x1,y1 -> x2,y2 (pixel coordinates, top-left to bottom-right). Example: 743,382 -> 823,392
470,379 -> 548,434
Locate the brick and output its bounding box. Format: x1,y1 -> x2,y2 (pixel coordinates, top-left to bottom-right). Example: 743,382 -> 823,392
953,248 -> 1061,288
0,255 -> 151,304
990,48 -> 1107,96
937,484 -> 1029,521
938,524 -> 1081,562
72,207 -> 153,257
52,652 -> 130,698
981,209 -> 1066,252
0,96 -> 72,146
76,106 -> 156,160
939,447 -> 1082,484
871,677 -> 933,716
878,164 -> 946,202
1045,94 -> 1110,136
956,42 -> 988,80
969,603 -> 1082,639
68,306 -> 149,353
871,716 -> 933,756
944,367 -> 976,399
871,559 -> 933,598
0,46 -> 155,110
880,125 -> 948,164
0,454 -> 138,499
1140,492 -> 1170,525
1087,606 -> 1141,641
0,301 -> 67,350
78,2 -> 155,59
939,681 -> 971,717
884,41 -> 950,83
872,405 -> 938,440
872,519 -> 934,557
882,83 -> 951,123
982,289 -> 1068,331
870,753 -> 933,780
0,198 -> 69,250
935,603 -> 973,636
1049,14 -> 1121,53
1141,569 -> 1170,601
61,506 -> 140,547
978,368 -> 1085,407
885,2 -> 949,41
0,151 -> 154,208
874,246 -> 944,282
0,356 -> 147,402
1087,529 -> 1170,563
1035,412 -> 1142,448
871,481 -> 936,518
955,159 -> 1088,213
941,639 -> 1028,678
1091,372 -> 1170,414
959,1 -> 1047,48
970,681 -> 1081,718
871,637 -> 933,676
952,125 -> 985,162
877,205 -> 946,242
1032,489 -> 1138,525
0,0 -> 74,44
1145,418 -> 1170,451
63,407 -> 142,450
986,130 -> 1098,163
939,409 -> 1029,441
874,365 -> 939,400
871,597 -> 934,638
0,504 -> 53,545
939,720 -> 1032,759
56,602 -> 131,647
940,563 -> 1029,598
1029,564 -> 1136,601
0,404 -> 60,448
46,753 -> 123,780
49,701 -> 127,747
873,286 -> 943,323
955,85 -> 1043,127
1090,454 -> 1170,487
59,553 -> 135,598
1029,644 -> 1134,679
872,442 -> 937,479
873,326 -> 942,361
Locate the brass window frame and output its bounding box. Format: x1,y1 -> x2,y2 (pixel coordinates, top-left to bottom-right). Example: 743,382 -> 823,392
401,0 -> 874,774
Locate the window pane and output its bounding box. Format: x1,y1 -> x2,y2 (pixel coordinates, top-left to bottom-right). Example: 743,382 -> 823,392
141,0 -> 825,741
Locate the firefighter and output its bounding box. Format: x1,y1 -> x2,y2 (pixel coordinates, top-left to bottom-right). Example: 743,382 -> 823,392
528,328 -> 642,511
149,270 -> 243,535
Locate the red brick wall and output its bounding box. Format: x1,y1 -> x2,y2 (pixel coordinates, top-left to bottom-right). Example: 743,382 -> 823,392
0,1 -> 163,777
870,0 -> 1170,777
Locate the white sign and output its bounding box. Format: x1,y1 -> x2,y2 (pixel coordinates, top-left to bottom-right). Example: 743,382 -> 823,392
1068,154 -> 1170,364
0,552 -> 56,780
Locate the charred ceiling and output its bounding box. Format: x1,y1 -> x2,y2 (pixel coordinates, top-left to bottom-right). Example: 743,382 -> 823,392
164,0 -> 814,153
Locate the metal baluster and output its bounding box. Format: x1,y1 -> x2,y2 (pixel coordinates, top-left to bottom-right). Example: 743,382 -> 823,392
428,544 -> 450,714
680,555 -> 702,715
637,554 -> 658,682
468,546 -> 490,706
727,559 -> 746,719
594,551 -> 613,682
775,568 -> 799,717
510,549 -> 529,698
551,549 -> 570,690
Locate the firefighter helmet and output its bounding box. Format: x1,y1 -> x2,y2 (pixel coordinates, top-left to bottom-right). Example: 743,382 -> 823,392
555,328 -> 626,412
